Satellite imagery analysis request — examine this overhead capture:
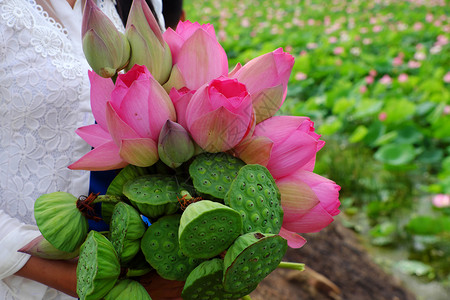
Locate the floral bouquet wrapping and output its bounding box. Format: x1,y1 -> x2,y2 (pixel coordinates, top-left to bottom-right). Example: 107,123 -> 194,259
25,0 -> 341,299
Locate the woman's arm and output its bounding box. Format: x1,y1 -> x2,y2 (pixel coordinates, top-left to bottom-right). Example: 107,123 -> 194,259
15,256 -> 78,298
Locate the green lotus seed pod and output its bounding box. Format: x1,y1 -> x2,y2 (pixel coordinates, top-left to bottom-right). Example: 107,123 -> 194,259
104,279 -> 151,300
76,231 -> 121,300
223,232 -> 288,293
179,200 -> 242,259
225,164 -> 283,234
34,192 -> 88,252
123,175 -> 187,219
182,258 -> 256,300
123,250 -> 153,277
189,152 -> 246,200
141,214 -> 204,281
109,202 -> 146,264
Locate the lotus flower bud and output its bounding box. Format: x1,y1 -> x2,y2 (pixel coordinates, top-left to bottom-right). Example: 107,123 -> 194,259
125,0 -> 172,84
82,0 -> 130,78
158,120 -> 195,168
18,235 -> 79,260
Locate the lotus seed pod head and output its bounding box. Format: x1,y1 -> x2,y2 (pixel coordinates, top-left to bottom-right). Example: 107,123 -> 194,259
76,231 -> 121,300
34,192 -> 88,252
82,0 -> 131,77
109,202 -> 146,264
104,279 -> 151,300
158,120 -> 195,168
179,200 -> 243,259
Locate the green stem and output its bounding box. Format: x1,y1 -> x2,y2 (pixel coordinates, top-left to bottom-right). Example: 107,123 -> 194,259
241,296 -> 252,300
277,262 -> 305,271
94,195 -> 123,204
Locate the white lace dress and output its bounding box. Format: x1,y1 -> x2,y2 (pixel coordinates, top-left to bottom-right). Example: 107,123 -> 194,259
0,0 -> 124,299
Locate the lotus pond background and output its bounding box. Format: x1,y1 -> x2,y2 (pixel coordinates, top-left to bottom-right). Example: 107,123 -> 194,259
185,0 -> 450,297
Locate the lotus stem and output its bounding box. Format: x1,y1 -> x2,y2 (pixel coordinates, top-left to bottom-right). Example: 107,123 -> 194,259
278,262 -> 305,271
94,194 -> 123,204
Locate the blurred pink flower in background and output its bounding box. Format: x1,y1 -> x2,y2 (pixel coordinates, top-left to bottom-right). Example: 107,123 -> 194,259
365,76 -> 375,85
359,85 -> 367,93
408,60 -> 421,69
398,73 -> 409,82
333,46 -> 344,55
329,36 -> 338,43
241,18 -> 250,28
350,47 -> 361,56
432,194 -> 450,208
393,56 -> 403,66
307,18 -> 315,26
378,112 -> 387,121
380,75 -> 392,85
426,13 -> 433,22
443,105 -> 450,115
295,72 -> 308,81
307,42 -> 318,49
444,72 -> 450,83
413,22 -> 423,31
369,69 -> 377,77
414,52 -> 426,61
363,38 -> 372,45
372,25 -> 383,32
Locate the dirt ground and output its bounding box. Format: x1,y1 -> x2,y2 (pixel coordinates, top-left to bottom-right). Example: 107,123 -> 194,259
250,220 -> 416,300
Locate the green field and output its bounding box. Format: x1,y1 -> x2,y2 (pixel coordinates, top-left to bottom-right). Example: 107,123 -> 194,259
185,0 -> 450,291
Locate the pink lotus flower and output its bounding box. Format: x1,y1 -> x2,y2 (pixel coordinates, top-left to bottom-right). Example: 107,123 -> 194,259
276,170 -> 340,248
163,21 -> 228,91
379,75 -> 392,85
230,48 -> 294,123
185,76 -> 254,152
233,116 -> 324,179
69,65 -> 176,170
398,73 -> 409,82
432,194 -> 450,208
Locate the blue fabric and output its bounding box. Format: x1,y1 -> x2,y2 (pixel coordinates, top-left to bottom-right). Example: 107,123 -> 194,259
87,170 -> 121,231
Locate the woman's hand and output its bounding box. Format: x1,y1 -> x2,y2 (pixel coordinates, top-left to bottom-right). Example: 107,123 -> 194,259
139,270 -> 185,300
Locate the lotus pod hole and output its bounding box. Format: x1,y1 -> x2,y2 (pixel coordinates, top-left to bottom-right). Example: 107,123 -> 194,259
109,202 -> 146,264
225,164 -> 283,235
179,200 -> 243,259
141,214 -> 204,281
223,232 -> 288,292
182,259 -> 257,300
104,279 -> 151,300
123,175 -> 186,219
76,231 -> 120,300
189,152 -> 245,200
106,165 -> 153,196
34,192 -> 88,252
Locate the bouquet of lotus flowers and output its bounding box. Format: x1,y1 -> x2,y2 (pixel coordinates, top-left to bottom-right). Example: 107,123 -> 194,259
25,0 -> 341,299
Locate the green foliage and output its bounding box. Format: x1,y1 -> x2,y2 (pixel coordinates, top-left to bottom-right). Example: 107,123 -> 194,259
185,0 -> 450,286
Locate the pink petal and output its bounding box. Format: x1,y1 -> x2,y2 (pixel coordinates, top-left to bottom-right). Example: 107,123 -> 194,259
188,107 -> 251,152
105,101 -> 140,147
267,130 -> 319,179
277,180 -> 320,224
252,84 -> 284,123
76,124 -> 112,147
68,141 -> 128,171
177,29 -> 228,90
169,87 -> 194,129
228,63 -> 242,77
254,116 -> 310,145
278,227 -> 307,248
163,27 -> 185,62
119,138 -> 158,167
88,71 -> 114,131
284,204 -> 335,233
232,136 -> 273,166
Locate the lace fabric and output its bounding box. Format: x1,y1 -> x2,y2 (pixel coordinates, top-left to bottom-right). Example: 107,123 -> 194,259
0,0 -> 124,298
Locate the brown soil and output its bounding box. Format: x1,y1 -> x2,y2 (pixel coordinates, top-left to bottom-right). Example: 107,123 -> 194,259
250,220 -> 416,300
